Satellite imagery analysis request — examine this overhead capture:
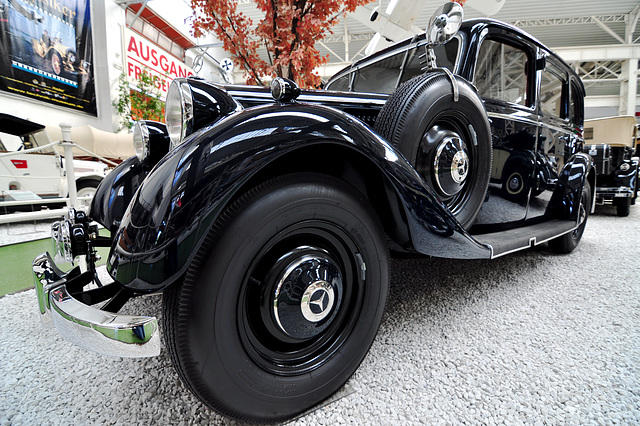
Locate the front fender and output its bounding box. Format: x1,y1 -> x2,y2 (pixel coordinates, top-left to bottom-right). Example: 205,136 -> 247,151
107,103 -> 491,292
91,156 -> 147,233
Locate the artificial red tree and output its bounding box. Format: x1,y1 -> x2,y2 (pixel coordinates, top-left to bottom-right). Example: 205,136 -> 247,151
190,0 -> 374,88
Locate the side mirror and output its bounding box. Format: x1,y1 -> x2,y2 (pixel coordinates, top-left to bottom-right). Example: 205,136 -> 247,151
424,2 -> 464,70
427,2 -> 464,46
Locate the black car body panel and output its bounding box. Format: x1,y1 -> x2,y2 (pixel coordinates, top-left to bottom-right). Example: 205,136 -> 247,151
90,155 -> 145,234
108,103 -> 493,292
102,18 -> 594,293
327,18 -> 593,230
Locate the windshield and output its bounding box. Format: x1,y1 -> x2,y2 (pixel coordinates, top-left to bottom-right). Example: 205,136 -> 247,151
0,132 -> 23,151
327,38 -> 460,95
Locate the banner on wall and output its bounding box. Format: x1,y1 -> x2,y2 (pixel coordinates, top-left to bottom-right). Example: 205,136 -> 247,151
123,27 -> 193,100
0,0 -> 96,115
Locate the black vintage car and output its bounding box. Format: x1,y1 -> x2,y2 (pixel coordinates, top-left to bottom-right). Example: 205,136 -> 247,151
33,3 -> 594,424
580,116 -> 638,216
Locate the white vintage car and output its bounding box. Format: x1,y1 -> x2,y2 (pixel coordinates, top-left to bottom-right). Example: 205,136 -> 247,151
0,113 -> 108,208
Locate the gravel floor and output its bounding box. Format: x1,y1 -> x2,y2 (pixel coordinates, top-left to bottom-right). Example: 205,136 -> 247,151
1,205 -> 639,425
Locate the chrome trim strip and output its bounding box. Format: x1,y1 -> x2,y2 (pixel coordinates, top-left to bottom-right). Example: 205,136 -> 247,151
227,90 -> 272,99
299,94 -> 388,105
487,111 -> 538,127
33,253 -> 160,358
226,90 -> 389,106
486,111 -> 573,135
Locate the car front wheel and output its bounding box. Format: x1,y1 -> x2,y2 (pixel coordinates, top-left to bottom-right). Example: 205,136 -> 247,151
163,173 -> 389,423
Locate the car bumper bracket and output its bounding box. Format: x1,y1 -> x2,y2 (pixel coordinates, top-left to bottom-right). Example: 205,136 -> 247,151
33,252 -> 160,358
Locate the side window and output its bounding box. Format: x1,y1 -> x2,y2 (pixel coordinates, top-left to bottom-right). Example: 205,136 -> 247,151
327,73 -> 351,91
352,52 -> 404,94
540,61 -> 567,119
475,39 -> 529,106
400,38 -> 459,85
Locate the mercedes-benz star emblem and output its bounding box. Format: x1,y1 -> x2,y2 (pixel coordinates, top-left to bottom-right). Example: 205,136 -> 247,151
300,281 -> 335,322
309,289 -> 329,314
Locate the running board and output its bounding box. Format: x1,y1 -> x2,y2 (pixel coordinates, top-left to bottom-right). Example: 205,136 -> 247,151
472,219 -> 576,259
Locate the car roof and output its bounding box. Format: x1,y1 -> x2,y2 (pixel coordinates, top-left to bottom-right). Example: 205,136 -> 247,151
0,113 -> 46,137
329,18 -> 583,91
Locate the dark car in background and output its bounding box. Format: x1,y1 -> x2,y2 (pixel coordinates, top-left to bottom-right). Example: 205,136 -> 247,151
33,3 -> 595,423
581,115 -> 638,216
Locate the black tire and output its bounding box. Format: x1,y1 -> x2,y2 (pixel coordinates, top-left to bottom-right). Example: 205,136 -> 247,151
548,181 -> 591,254
163,173 -> 389,423
616,197 -> 631,217
631,169 -> 637,205
374,71 -> 492,228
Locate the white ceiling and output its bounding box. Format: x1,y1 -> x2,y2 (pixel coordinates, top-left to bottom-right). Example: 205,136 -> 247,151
236,0 -> 640,64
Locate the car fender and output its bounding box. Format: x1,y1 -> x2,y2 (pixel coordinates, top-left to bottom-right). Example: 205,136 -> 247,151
547,152 -> 595,220
107,103 -> 492,292
90,156 -> 147,233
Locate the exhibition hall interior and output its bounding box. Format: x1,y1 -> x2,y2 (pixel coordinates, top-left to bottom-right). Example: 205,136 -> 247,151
1,0 -> 639,424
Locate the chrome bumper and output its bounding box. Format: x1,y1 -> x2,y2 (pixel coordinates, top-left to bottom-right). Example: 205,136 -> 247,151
595,186 -> 633,201
33,252 -> 160,358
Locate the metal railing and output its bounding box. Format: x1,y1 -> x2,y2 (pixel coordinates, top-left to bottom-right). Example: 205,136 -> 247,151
0,123 -> 111,225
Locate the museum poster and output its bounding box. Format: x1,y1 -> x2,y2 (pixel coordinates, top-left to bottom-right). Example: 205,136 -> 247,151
123,27 -> 194,100
0,0 -> 96,115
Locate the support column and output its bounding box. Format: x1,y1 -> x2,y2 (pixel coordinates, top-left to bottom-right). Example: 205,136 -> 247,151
620,59 -> 638,116
627,58 -> 638,117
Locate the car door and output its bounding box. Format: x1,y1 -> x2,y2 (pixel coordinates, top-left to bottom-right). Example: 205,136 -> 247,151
469,33 -> 538,228
527,54 -> 574,220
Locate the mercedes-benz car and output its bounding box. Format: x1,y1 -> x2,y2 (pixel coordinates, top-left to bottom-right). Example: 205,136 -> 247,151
581,116 -> 638,216
33,3 -> 594,423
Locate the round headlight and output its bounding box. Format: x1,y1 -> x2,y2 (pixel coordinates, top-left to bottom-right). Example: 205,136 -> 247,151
133,120 -> 150,161
166,78 -> 194,149
620,162 -> 630,172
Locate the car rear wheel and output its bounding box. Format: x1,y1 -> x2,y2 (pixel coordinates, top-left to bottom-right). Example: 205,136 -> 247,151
548,181 -> 591,254
162,173 -> 389,423
375,71 -> 492,228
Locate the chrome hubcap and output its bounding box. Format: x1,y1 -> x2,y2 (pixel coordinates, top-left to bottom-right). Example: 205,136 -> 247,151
508,175 -> 522,191
272,251 -> 342,340
433,134 -> 469,197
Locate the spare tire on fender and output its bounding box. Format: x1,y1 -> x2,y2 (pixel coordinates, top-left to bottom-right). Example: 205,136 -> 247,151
375,71 -> 492,229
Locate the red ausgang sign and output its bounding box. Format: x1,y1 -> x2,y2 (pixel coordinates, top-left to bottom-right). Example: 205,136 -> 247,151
123,27 -> 194,98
